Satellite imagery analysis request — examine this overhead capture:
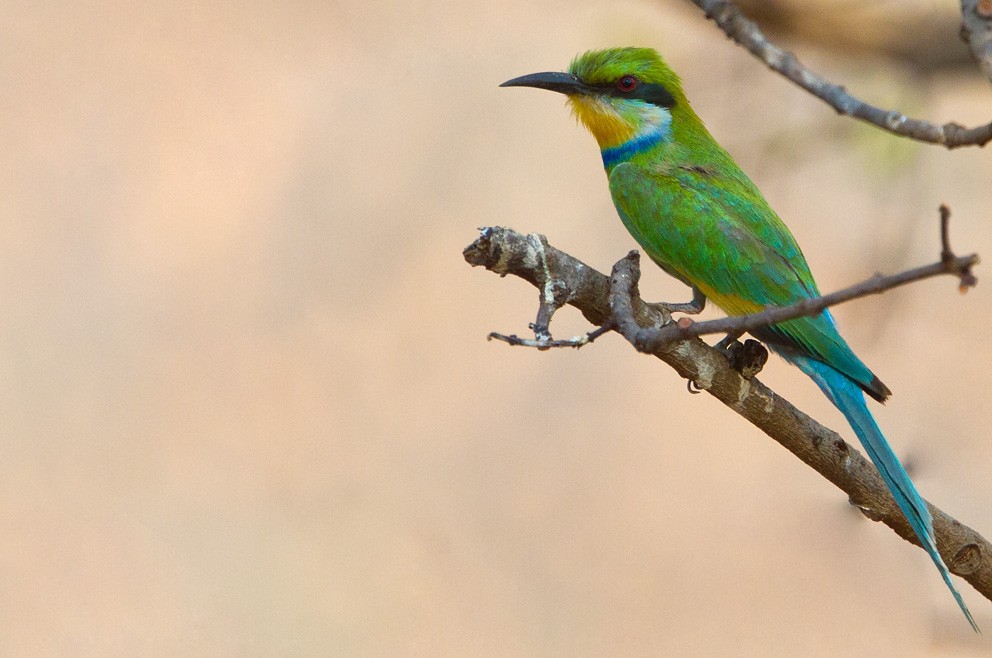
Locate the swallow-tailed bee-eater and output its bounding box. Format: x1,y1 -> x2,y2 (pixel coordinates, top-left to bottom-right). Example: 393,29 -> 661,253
502,47 -> 977,630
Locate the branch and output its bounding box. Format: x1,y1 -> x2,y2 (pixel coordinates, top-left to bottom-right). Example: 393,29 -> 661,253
960,0 -> 992,83
688,0 -> 992,148
464,226 -> 992,605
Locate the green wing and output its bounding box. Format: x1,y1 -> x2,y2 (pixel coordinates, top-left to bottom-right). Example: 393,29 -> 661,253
608,161 -> 883,396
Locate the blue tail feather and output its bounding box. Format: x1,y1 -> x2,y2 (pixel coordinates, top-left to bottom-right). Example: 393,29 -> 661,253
791,356 -> 979,632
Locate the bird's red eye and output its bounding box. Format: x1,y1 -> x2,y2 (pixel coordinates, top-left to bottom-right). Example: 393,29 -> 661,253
616,75 -> 639,92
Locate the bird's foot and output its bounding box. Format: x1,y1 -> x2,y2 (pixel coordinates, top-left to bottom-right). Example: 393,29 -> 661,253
715,333 -> 768,380
647,287 -> 706,319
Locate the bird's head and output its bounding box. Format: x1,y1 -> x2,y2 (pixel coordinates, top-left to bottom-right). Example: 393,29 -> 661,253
502,48 -> 707,166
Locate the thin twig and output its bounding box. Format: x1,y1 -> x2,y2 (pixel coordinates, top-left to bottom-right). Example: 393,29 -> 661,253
488,324 -> 612,349
636,247 -> 977,351
688,0 -> 992,148
941,204 -> 982,291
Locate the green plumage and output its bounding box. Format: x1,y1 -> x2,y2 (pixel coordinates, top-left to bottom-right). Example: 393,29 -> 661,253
571,48 -> 888,400
609,159 -> 887,400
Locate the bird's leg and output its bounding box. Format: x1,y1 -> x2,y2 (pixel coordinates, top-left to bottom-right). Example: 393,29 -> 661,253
649,286 -> 706,316
714,330 -> 743,353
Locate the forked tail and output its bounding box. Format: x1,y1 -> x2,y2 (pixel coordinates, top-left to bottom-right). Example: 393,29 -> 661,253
791,356 -> 979,632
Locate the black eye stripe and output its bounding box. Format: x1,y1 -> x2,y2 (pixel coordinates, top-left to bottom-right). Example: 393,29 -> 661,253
600,81 -> 675,108
636,83 -> 676,108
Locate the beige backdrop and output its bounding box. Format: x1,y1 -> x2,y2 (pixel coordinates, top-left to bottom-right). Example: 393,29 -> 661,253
3,0 -> 991,655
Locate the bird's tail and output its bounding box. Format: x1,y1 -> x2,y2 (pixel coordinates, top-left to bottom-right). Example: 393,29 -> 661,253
791,355 -> 978,632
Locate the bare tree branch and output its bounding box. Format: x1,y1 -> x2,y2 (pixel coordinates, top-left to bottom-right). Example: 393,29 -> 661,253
960,0 -> 992,83
464,225 -> 992,605
688,0 -> 992,148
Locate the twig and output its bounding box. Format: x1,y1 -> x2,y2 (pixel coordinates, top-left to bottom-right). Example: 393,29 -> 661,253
638,250 -> 976,350
688,0 -> 992,148
464,225 -> 992,605
488,324 -> 612,349
942,203 -> 982,291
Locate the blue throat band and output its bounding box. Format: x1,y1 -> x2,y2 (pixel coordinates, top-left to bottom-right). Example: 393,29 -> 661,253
601,127 -> 667,168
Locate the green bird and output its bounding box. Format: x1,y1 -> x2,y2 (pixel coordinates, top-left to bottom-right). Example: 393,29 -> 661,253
501,47 -> 977,630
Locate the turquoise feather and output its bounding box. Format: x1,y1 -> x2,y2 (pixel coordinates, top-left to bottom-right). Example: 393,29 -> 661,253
793,355 -> 978,632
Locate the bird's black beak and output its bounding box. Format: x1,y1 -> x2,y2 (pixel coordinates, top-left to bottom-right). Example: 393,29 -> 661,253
500,71 -> 591,96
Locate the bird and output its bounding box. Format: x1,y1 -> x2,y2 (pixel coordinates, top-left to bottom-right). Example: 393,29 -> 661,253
501,47 -> 977,631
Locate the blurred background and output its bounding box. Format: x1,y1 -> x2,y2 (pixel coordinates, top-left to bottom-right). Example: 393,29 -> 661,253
2,0 -> 991,655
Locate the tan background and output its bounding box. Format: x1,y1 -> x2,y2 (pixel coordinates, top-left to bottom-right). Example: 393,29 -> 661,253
3,0 -> 991,655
